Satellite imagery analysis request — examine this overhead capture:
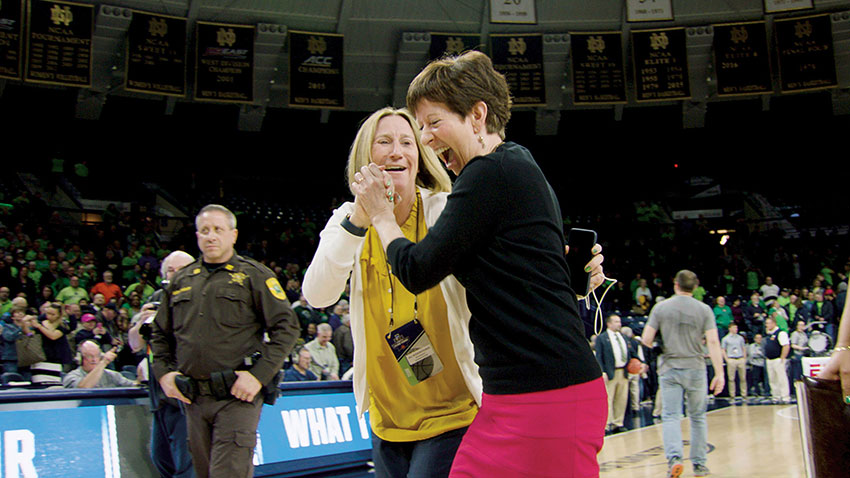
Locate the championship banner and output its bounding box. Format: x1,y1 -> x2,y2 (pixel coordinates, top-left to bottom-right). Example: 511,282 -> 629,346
125,10 -> 186,97
490,33 -> 545,106
194,21 -> 254,103
631,27 -> 690,102
24,0 -> 93,87
775,14 -> 837,93
570,32 -> 626,105
713,21 -> 772,97
429,33 -> 479,61
288,30 -> 344,108
0,0 -> 24,79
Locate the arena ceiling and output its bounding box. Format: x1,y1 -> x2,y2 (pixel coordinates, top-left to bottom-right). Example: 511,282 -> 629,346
3,0 -> 850,133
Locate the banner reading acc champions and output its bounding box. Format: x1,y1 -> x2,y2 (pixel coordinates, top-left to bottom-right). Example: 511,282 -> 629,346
289,30 -> 344,108
125,10 -> 186,97
194,21 -> 254,103
24,0 -> 93,87
0,0 -> 24,80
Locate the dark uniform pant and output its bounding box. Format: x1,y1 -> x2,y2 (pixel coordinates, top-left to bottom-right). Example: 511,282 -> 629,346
185,394 -> 263,478
151,402 -> 194,478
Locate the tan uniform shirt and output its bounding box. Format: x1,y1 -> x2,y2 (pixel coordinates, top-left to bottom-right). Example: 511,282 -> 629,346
150,255 -> 300,386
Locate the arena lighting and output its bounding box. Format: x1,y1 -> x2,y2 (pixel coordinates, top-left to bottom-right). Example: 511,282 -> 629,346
720,234 -> 730,246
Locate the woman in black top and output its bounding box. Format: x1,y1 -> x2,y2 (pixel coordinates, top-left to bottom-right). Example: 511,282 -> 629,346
352,51 -> 607,477
30,302 -> 73,384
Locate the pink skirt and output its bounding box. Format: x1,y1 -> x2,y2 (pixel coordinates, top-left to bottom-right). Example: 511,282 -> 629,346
449,377 -> 607,478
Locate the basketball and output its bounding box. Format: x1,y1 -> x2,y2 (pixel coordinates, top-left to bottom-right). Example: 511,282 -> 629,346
627,358 -> 643,375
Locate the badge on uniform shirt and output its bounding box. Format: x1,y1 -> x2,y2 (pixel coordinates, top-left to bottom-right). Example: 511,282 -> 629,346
385,319 -> 444,386
229,272 -> 248,286
266,278 -> 287,301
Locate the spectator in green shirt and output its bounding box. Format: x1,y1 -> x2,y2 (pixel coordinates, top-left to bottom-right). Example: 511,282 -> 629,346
124,277 -> 155,303
713,296 -> 734,339
55,276 -> 90,305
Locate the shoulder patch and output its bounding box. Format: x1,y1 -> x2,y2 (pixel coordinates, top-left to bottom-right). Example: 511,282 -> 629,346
266,277 -> 287,301
191,268 -> 201,275
225,264 -> 235,271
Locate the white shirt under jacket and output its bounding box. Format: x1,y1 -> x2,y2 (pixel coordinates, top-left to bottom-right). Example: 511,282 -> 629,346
302,187 -> 482,418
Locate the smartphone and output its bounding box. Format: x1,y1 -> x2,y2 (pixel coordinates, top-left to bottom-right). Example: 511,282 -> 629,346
566,228 -> 598,299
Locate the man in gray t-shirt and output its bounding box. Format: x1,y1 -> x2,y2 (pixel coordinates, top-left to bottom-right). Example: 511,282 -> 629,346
642,270 -> 724,478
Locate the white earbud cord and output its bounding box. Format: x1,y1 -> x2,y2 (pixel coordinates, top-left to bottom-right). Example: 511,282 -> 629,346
580,276 -> 618,336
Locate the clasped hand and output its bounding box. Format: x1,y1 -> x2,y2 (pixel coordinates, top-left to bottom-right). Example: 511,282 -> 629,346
350,164 -> 396,222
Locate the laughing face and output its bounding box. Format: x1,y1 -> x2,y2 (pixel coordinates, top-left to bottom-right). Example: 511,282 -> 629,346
415,99 -> 478,176
371,114 -> 419,204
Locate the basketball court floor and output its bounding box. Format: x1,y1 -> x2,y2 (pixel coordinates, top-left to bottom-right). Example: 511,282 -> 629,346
599,399 -> 804,477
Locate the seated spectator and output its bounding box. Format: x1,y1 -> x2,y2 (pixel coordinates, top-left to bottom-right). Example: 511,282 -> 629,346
0,287 -> 10,315
333,313 -> 353,377
55,276 -> 89,305
760,276 -> 780,302
73,314 -> 113,352
304,323 -> 339,380
90,292 -> 106,313
122,292 -> 142,318
743,293 -> 765,331
62,341 -> 137,388
10,266 -> 37,300
810,291 -> 834,334
34,285 -> 55,310
99,302 -> 121,338
1,298 -> 30,375
327,300 -> 347,331
90,270 -> 122,304
283,347 -> 319,382
713,296 -> 733,339
635,278 -> 652,308
124,277 -> 155,303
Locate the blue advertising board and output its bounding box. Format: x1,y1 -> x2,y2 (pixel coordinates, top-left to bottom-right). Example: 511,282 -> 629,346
0,406 -> 118,478
0,384 -> 373,477
256,392 -> 371,465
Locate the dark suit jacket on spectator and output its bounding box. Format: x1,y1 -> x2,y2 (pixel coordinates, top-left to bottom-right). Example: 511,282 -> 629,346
595,330 -> 632,379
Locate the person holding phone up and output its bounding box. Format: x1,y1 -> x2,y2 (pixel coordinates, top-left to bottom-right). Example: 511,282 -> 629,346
351,51 -> 606,477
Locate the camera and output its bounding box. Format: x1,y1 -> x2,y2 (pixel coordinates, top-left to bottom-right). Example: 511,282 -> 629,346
139,314 -> 157,341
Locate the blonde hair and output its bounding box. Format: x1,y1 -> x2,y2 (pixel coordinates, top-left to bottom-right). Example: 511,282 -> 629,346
345,107 -> 451,195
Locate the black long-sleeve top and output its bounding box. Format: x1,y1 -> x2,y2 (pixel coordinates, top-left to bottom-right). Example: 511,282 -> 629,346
387,142 -> 602,395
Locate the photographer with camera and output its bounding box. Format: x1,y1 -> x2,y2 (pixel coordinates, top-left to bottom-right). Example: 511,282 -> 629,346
129,250 -> 195,478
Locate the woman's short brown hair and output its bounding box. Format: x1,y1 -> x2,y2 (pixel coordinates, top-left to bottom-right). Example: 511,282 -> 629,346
406,50 -> 512,139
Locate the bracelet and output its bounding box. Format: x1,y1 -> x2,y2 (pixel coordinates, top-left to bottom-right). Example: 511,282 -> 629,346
832,345 -> 850,354
341,215 -> 368,237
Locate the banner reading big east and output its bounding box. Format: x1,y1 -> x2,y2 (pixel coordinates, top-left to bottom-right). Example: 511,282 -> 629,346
194,20 -> 254,103
288,30 -> 344,108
